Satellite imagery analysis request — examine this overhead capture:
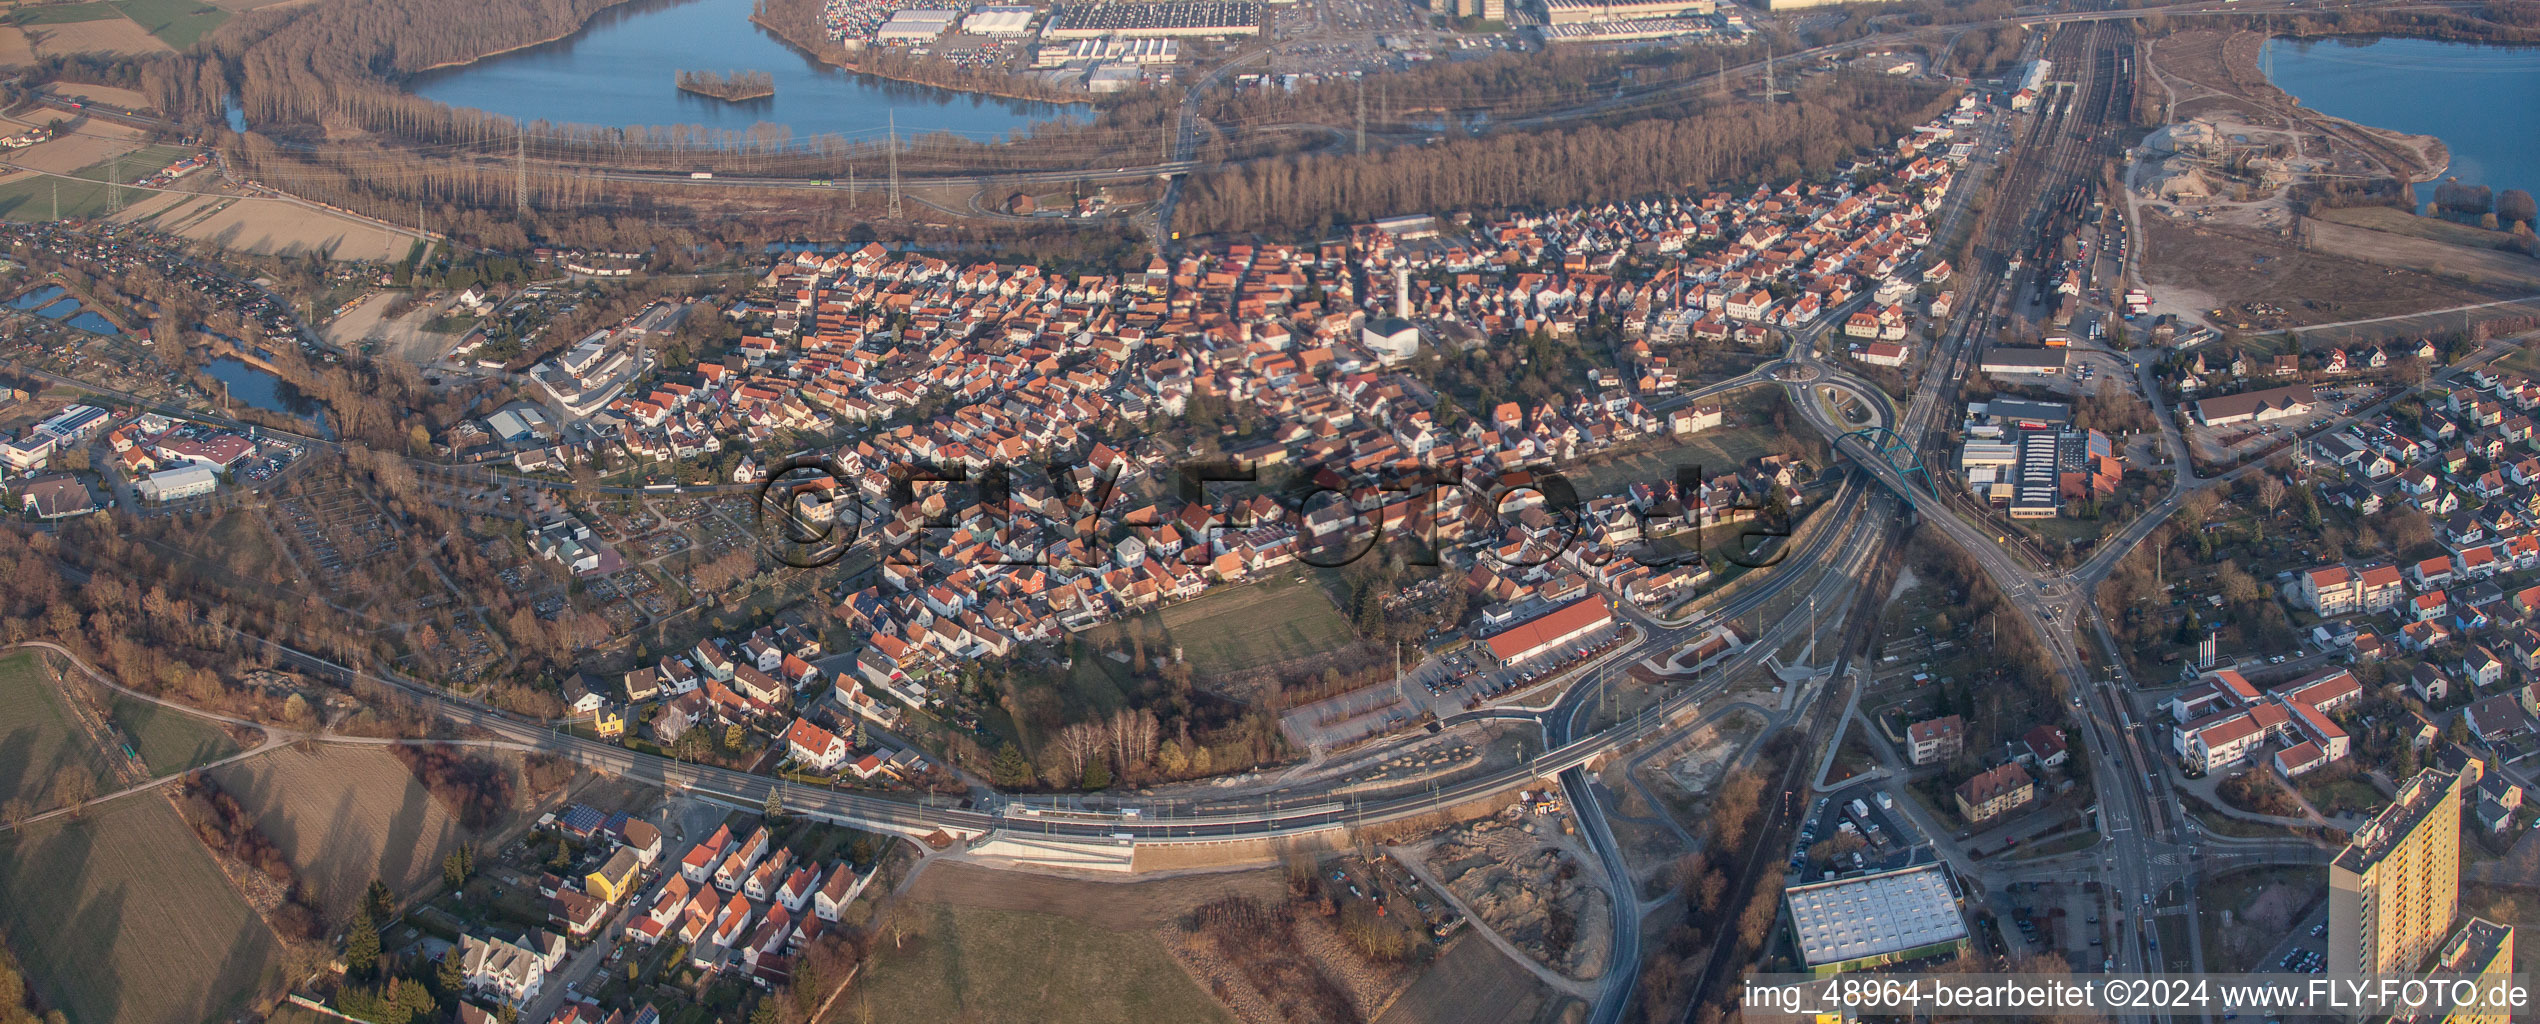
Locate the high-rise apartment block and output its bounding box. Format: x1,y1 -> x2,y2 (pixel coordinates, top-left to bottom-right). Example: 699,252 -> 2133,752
2329,769 -> 2463,977
2395,918 -> 2515,1024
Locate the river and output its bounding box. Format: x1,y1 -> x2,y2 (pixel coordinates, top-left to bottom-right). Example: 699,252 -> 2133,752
406,0 -> 1088,144
2262,35 -> 2540,208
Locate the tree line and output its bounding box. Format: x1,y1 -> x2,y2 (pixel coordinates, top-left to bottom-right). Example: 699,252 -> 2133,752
1179,74 -> 1953,238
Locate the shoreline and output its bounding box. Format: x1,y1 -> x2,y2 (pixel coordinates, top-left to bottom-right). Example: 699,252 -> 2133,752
406,1 -> 647,75
2241,32 -> 2450,187
744,8 -> 1085,108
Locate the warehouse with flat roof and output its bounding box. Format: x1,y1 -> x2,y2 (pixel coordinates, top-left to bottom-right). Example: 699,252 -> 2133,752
1042,1 -> 1260,38
1784,864 -> 1969,976
1539,0 -> 1712,22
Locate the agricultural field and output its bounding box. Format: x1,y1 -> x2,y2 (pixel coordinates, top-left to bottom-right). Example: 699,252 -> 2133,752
0,142 -> 195,220
21,9 -> 168,54
122,192 -> 417,261
207,744 -> 465,918
0,649 -> 109,814
855,903 -> 1236,1024
104,692 -> 240,776
852,862 -> 1281,1024
0,119 -> 154,174
1081,574 -> 1353,680
0,27 -> 34,63
0,796 -> 284,1024
1375,932 -> 1557,1024
7,2 -> 123,24
106,0 -> 225,48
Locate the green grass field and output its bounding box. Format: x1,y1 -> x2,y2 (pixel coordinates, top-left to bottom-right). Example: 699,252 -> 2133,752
0,650 -> 110,813
852,904 -> 1236,1024
2316,205 -> 2521,252
0,143 -> 198,222
106,693 -> 239,776
1091,574 -> 1354,679
0,797 -> 283,1024
107,0 -> 225,48
9,2 -> 122,23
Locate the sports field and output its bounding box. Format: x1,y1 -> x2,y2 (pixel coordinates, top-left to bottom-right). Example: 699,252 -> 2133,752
1099,574 -> 1353,678
0,649 -> 109,813
0,796 -> 283,1024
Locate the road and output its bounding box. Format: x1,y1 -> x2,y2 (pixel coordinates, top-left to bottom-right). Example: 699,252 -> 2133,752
1771,21 -> 2223,1017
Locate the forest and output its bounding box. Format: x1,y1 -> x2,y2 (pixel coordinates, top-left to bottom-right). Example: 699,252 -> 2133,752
1178,73 -> 1954,237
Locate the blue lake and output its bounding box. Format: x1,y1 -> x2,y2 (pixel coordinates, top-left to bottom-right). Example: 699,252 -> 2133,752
407,0 -> 1089,144
10,286 -> 121,334
205,356 -> 300,415
2263,36 -> 2540,207
7,285 -> 64,310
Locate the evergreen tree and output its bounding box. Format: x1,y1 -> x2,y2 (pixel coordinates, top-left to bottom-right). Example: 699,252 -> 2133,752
364,878 -> 396,923
345,907 -> 381,977
1081,757 -> 1111,790
991,744 -> 1034,788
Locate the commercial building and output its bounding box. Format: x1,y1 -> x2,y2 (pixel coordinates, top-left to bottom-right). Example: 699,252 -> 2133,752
1482,595 -> 1612,666
2396,918 -> 2516,1024
1042,1 -> 1262,39
2330,769 -> 2462,977
1035,35 -> 1180,65
2193,383 -> 2316,427
1539,0 -> 1712,23
136,462 -> 219,503
1977,345 -> 2067,377
962,5 -> 1037,33
1784,864 -> 1969,975
33,403 -> 108,444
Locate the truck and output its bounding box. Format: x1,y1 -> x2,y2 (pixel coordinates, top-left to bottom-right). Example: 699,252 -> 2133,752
689,171 -> 715,179
1848,798 -> 1869,820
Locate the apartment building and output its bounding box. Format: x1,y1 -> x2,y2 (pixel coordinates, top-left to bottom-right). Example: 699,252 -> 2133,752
2405,918 -> 2517,1024
1906,715 -> 1964,766
1953,763 -> 2035,824
2330,769 -> 2463,977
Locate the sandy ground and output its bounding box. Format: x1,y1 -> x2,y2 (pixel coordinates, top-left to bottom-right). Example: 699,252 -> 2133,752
26,17 -> 173,56
1421,816 -> 1612,983
1,121 -> 146,174
322,289 -> 462,362
123,194 -> 415,261
0,27 -> 36,65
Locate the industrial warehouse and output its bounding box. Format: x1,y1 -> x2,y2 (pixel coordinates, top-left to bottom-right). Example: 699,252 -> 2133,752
1041,0 -> 1262,38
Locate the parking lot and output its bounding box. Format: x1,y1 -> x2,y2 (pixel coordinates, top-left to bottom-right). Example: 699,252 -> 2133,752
1788,785 -> 1926,882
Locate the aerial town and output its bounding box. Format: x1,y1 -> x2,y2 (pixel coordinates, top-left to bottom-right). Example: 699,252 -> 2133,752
0,0 -> 2534,1021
